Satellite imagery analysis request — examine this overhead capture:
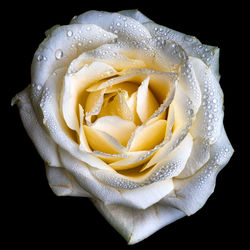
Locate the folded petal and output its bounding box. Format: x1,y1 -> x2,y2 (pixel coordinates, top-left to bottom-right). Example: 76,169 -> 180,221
91,116 -> 136,147
40,67 -> 110,170
141,133 -> 193,175
145,86 -> 194,169
118,9 -> 151,24
129,120 -> 167,152
136,76 -> 159,123
83,125 -> 127,154
177,137 -> 210,179
161,127 -> 234,215
62,62 -> 116,131
92,199 -> 185,244
31,24 -> 117,112
189,56 -> 224,144
12,87 -> 61,167
46,165 -> 90,197
71,10 -> 152,42
143,21 -> 220,74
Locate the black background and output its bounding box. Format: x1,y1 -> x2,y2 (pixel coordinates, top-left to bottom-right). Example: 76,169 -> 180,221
4,1 -> 246,249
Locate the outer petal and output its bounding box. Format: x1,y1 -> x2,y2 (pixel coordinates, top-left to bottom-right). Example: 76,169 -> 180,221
161,127 -> 234,215
12,88 -> 60,167
143,21 -> 220,77
46,165 -> 90,197
118,10 -> 151,24
71,10 -> 152,42
30,24 -> 117,111
92,199 -> 185,244
40,67 -> 110,170
189,56 -> 224,144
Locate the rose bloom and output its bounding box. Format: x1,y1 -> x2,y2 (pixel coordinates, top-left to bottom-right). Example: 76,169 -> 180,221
12,10 -> 233,244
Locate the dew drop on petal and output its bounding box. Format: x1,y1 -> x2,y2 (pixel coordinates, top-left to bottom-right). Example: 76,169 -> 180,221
55,49 -> 63,60
67,30 -> 73,37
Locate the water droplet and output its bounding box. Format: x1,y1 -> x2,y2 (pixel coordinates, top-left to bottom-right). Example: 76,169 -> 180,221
184,35 -> 193,42
67,30 -> 73,37
37,54 -> 44,61
55,49 -> 63,60
207,125 -> 213,131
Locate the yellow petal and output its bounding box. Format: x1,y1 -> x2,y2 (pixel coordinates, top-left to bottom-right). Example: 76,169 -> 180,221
126,92 -> 142,126
129,120 -> 167,152
136,76 -> 159,123
83,125 -> 126,154
61,61 -> 117,131
98,92 -> 133,121
78,104 -> 91,152
91,116 -> 136,147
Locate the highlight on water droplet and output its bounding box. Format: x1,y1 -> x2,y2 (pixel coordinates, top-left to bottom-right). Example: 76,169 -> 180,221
67,30 -> 73,37
55,49 -> 63,60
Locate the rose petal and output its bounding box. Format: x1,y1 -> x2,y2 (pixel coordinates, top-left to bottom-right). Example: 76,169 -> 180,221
31,24 -> 117,112
177,137 -> 210,179
12,88 -> 61,167
126,92 -> 142,125
40,67 -> 110,170
141,133 -> 193,175
97,92 -> 133,121
143,21 -> 220,75
161,126 -> 234,215
83,125 -> 127,154
136,76 -> 159,123
145,86 -> 194,169
92,199 -> 185,244
129,120 -> 167,152
78,104 -> 91,152
46,165 -> 90,197
70,44 -> 145,72
71,10 -> 152,42
118,9 -> 151,24
189,56 -> 224,143
62,62 -> 116,131
91,116 -> 136,147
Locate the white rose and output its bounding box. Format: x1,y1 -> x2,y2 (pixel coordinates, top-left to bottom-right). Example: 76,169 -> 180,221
12,10 -> 233,244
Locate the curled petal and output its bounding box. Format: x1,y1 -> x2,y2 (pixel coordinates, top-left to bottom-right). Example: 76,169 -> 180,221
161,127 -> 234,215
92,199 -> 185,245
46,166 -> 90,197
83,125 -> 127,154
118,9 -> 151,24
12,87 -> 60,167
90,116 -> 136,147
31,24 -> 117,111
40,68 -> 110,170
189,56 -> 224,143
71,10 -> 152,42
62,62 -> 116,131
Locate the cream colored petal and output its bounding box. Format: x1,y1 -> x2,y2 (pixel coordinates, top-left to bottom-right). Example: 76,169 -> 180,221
70,44 -> 145,72
92,199 -> 185,245
144,21 -> 220,75
161,127 -> 234,216
83,125 -> 127,154
126,92 -> 141,126
141,133 -> 193,174
136,76 -> 159,123
97,92 -> 133,121
12,87 -> 60,167
31,24 -> 117,113
46,165 -> 91,197
144,86 -> 194,169
177,137 -> 210,179
91,116 -> 136,147
118,9 -> 151,24
78,104 -> 91,152
71,10 -> 152,42
62,62 -> 116,131
84,89 -> 106,124
129,120 -> 167,152
39,68 -> 110,171
189,56 -> 224,144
